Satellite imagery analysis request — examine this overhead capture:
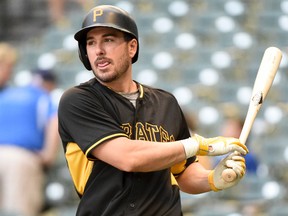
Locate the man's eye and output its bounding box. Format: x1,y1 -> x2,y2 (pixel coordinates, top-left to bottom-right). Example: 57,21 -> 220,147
87,41 -> 95,46
104,38 -> 113,42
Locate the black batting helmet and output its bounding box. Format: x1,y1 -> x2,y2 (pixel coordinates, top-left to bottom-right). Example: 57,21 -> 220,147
74,5 -> 139,70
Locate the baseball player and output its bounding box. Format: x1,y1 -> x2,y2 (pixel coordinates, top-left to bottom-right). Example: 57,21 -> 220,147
58,5 -> 248,215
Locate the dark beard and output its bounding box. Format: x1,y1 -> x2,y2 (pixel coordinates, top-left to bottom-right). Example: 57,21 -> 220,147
93,54 -> 131,83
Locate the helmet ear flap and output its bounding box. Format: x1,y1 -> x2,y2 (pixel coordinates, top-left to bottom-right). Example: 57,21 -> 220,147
78,43 -> 92,70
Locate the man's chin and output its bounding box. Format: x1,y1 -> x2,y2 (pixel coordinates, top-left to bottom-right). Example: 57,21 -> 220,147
95,75 -> 117,84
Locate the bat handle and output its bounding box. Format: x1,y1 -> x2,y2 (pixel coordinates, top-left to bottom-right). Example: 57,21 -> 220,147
222,168 -> 237,182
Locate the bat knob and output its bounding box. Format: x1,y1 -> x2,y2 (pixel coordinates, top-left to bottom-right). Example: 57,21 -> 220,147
222,169 -> 237,182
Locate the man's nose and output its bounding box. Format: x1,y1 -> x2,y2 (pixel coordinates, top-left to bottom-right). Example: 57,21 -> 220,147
95,43 -> 105,56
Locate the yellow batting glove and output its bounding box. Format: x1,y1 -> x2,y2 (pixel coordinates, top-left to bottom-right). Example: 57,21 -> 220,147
208,152 -> 246,192
181,134 -> 248,158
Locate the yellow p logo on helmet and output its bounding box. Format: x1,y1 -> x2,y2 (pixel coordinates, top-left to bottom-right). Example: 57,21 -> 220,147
93,8 -> 103,22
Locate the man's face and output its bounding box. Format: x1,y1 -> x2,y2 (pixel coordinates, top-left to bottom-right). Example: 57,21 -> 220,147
86,27 -> 137,84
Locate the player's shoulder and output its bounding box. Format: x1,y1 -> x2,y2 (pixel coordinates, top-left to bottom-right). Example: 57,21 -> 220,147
60,78 -> 97,103
141,83 -> 177,100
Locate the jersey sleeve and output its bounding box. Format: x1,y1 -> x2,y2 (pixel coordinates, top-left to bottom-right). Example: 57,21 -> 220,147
58,87 -> 127,158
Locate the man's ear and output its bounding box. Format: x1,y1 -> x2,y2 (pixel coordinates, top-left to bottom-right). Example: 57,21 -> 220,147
128,39 -> 138,59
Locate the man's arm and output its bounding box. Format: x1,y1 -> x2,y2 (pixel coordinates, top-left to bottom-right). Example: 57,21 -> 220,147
91,136 -> 248,173
176,162 -> 212,194
92,137 -> 186,172
38,114 -> 61,168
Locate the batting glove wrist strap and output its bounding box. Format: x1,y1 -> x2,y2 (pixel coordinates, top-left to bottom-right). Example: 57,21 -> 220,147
181,137 -> 200,158
208,171 -> 221,192
181,135 -> 213,158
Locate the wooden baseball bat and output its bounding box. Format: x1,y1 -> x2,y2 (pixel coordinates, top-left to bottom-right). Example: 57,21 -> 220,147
222,47 -> 282,182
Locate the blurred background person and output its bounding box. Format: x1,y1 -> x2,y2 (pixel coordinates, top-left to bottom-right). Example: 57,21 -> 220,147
32,68 -> 60,111
47,0 -> 91,27
33,69 -> 58,93
0,42 -> 60,216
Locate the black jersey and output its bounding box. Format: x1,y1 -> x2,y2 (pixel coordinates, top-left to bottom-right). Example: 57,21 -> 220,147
58,78 -> 196,216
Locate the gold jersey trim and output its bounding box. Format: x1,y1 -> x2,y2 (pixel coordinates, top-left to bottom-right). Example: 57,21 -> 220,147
66,133 -> 128,195
171,173 -> 178,186
66,142 -> 94,195
85,133 -> 128,158
138,84 -> 144,98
